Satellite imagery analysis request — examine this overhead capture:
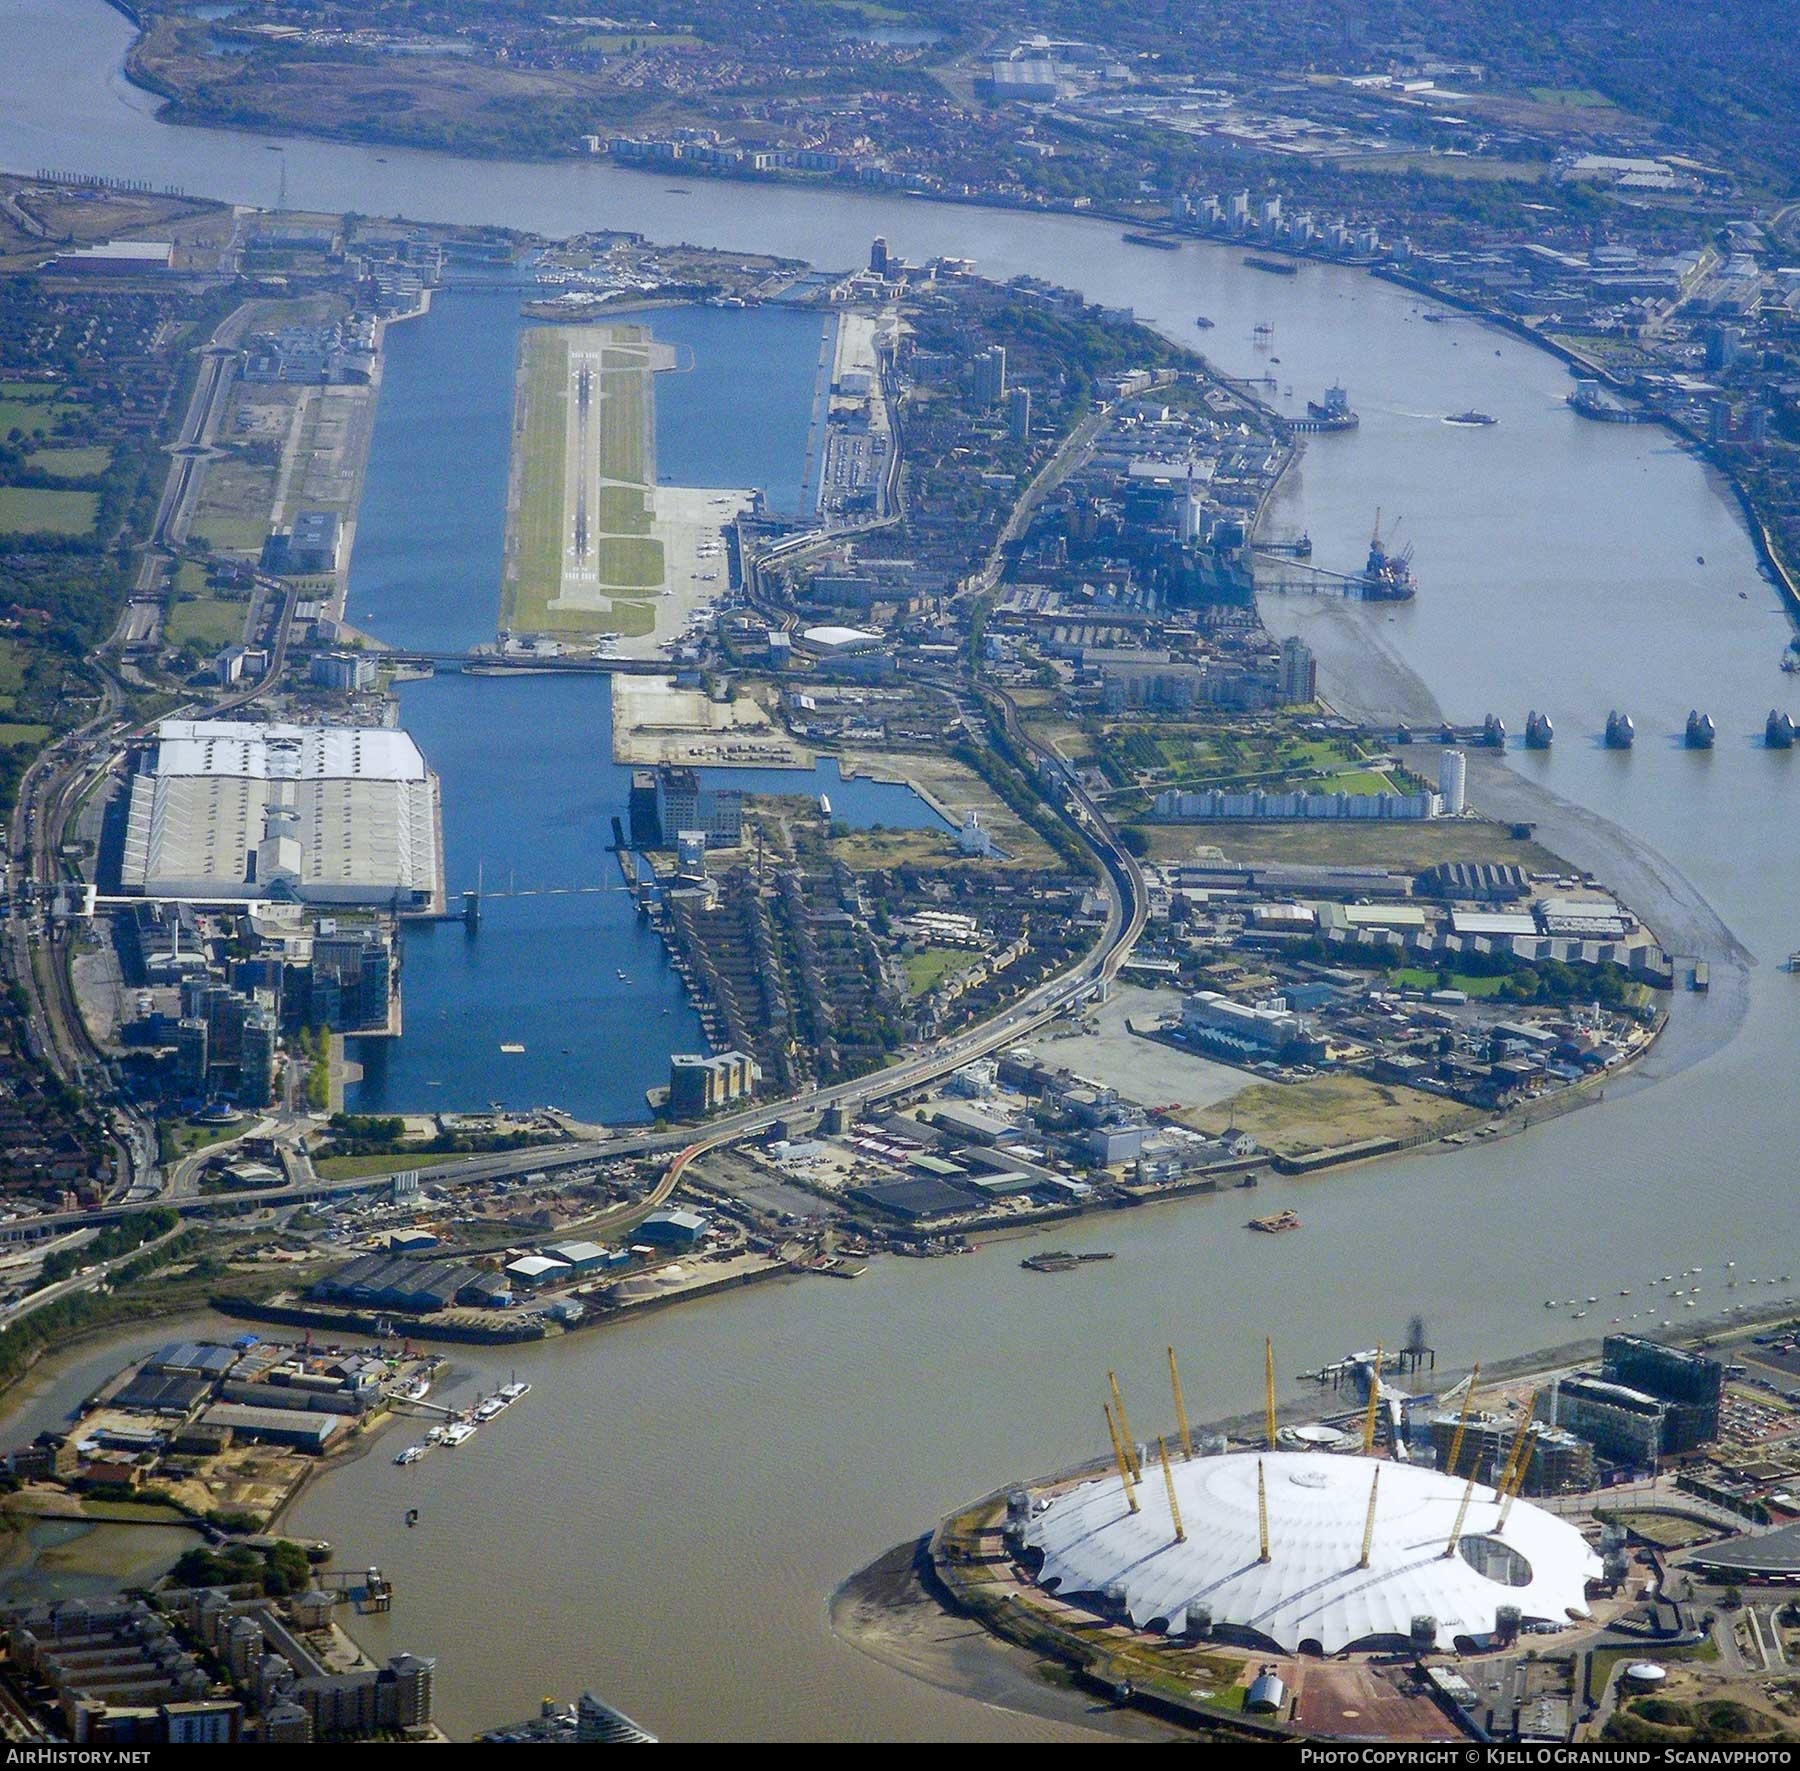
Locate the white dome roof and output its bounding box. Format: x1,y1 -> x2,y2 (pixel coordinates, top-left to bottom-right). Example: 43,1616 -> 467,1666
1024,1450 -> 1601,1654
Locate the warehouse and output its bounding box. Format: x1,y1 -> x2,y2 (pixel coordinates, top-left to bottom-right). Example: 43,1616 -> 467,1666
119,720 -> 443,910
198,1404 -> 347,1452
1023,1451 -> 1600,1654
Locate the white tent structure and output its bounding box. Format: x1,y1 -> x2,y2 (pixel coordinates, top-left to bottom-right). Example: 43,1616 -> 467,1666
1023,1450 -> 1600,1654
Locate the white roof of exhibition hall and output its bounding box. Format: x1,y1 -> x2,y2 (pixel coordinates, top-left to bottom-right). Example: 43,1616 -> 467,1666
1024,1450 -> 1600,1655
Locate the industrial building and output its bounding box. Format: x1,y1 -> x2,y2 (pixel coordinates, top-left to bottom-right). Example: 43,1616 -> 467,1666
636,1208 -> 709,1249
1179,990 -> 1308,1059
308,1253 -> 480,1315
120,721 -> 442,910
1022,1450 -> 1601,1654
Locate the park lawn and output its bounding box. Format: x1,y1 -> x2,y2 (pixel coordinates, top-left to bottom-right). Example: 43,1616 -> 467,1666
158,1118 -> 243,1161
0,723 -> 51,747
0,381 -> 67,398
594,483 -> 652,533
1390,967 -> 1508,997
0,487 -> 97,535
904,946 -> 979,995
1330,768 -> 1402,795
0,397 -> 82,437
165,593 -> 247,649
593,534 -> 664,589
29,446 -> 112,479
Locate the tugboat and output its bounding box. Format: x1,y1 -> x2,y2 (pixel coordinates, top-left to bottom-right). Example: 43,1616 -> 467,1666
1525,710 -> 1554,749
1605,710 -> 1635,749
1355,511 -> 1416,601
1685,710 -> 1716,749
1767,709 -> 1797,749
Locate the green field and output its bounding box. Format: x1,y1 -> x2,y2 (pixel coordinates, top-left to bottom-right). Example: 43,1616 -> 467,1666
1390,967 -> 1508,997
0,397 -> 81,438
594,483 -> 652,533
598,374 -> 646,482
0,487 -> 97,535
593,535 -> 664,587
904,947 -> 979,995
29,446 -> 112,479
505,329 -> 570,630
165,592 -> 248,650
0,723 -> 50,747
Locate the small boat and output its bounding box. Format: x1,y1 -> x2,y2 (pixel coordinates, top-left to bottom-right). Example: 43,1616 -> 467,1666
500,1042 -> 525,1054
394,1446 -> 425,1465
443,1421 -> 477,1446
1194,315 -> 1215,329
499,1380 -> 531,1402
405,1508 -> 420,1527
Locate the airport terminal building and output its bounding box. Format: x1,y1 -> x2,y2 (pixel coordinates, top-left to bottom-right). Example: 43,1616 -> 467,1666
120,720 -> 443,910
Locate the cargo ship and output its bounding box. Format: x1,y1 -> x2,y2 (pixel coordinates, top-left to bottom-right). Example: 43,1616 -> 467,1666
1293,384 -> 1359,433
1445,410 -> 1498,426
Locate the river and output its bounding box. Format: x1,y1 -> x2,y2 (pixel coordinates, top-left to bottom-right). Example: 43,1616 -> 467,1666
2,0 -> 1797,1741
